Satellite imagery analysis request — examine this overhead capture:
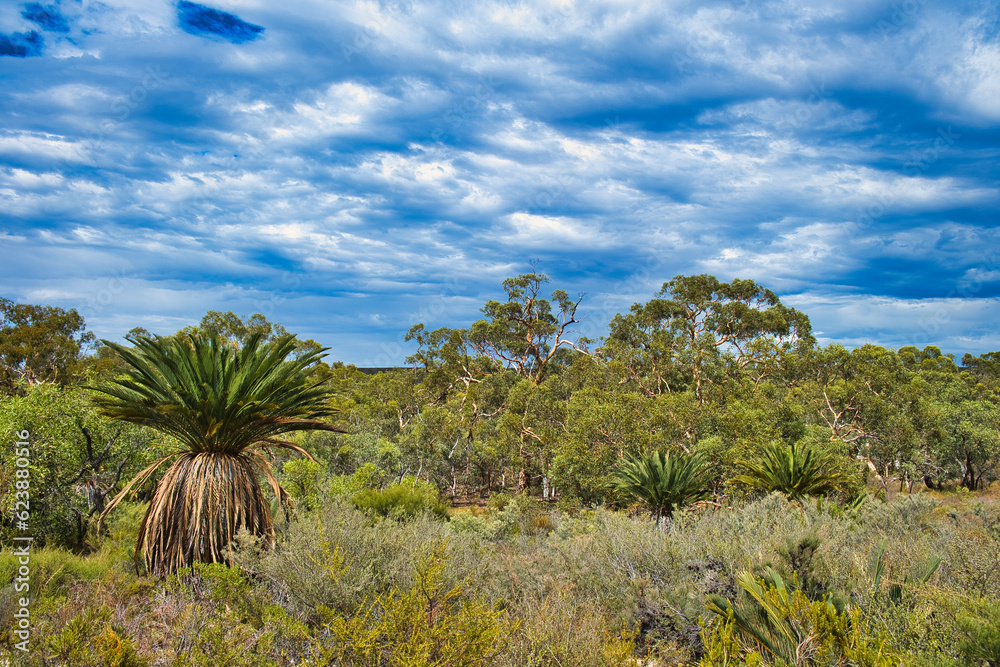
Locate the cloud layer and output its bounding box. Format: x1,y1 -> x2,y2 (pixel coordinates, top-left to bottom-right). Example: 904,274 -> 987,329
1,0 -> 998,363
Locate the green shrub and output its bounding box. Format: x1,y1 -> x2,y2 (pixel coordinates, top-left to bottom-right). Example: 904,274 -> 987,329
954,594 -> 1000,665
157,562 -> 312,665
484,492 -> 554,538
329,462 -> 386,497
352,476 -> 449,521
703,568 -> 905,667
449,512 -> 490,535
240,498 -> 452,622
732,441 -> 850,502
612,449 -> 713,525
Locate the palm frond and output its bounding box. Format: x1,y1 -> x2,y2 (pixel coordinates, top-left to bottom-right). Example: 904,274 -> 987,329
707,568 -> 806,664
733,441 -> 847,501
612,449 -> 713,524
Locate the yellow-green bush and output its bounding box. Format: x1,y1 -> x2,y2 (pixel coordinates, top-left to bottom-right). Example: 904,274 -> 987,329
313,540 -> 515,666
352,476 -> 449,521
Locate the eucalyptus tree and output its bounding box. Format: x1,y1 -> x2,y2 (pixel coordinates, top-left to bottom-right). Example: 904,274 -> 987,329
0,383 -> 155,549
0,298 -> 95,391
468,271 -> 586,385
938,396 -> 1000,490
405,271 -> 586,494
604,275 -> 813,402
91,333 -> 342,576
804,344 -> 946,493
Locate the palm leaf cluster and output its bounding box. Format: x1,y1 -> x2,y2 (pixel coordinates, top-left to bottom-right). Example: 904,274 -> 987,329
706,568 -> 837,664
705,568 -> 904,666
734,441 -> 847,502
91,333 -> 342,576
613,450 -> 712,525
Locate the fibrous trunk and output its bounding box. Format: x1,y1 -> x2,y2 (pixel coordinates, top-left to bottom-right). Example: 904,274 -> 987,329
138,452 -> 273,576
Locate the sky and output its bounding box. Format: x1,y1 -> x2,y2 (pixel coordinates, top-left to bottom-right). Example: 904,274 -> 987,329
1,0 -> 999,365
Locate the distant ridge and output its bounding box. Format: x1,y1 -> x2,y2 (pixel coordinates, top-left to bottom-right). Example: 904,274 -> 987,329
354,366 -> 409,375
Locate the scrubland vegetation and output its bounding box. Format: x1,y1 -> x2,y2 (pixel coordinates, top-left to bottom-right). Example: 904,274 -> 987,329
2,488 -> 999,665
2,273 -> 1000,665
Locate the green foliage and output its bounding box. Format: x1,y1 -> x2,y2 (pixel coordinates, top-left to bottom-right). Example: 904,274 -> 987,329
953,595 -> 1000,665
3,484 -> 1000,665
10,276 -> 1000,666
0,298 -> 95,391
704,568 -> 904,666
938,398 -> 1000,490
551,387 -> 658,502
0,383 -> 156,548
467,271 -> 584,384
352,476 -> 450,521
282,457 -> 325,512
174,310 -> 328,365
483,492 -> 554,538
329,461 -> 387,498
733,441 -> 849,502
613,449 -> 713,525
604,274 -> 813,401
448,510 -> 490,535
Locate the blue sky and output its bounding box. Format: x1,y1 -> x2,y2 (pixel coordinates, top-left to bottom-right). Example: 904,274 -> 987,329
1,0 -> 999,364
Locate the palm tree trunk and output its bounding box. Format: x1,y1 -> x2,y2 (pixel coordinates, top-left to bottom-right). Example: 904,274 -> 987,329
139,453 -> 273,577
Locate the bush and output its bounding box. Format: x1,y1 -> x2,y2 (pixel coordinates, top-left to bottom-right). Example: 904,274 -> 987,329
313,540 -> 515,666
703,568 -> 904,667
449,512 -> 490,535
352,477 -> 449,521
329,462 -> 385,497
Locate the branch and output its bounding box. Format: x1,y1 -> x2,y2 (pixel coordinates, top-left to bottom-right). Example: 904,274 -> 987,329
66,426 -> 120,486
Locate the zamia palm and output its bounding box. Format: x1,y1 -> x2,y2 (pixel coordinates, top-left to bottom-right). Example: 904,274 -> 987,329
613,450 -> 712,526
733,441 -> 847,502
91,333 -> 341,576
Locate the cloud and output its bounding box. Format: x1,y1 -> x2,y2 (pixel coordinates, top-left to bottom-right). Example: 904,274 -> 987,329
176,1 -> 264,44
786,293 -> 1000,354
21,4 -> 69,33
0,31 -> 42,57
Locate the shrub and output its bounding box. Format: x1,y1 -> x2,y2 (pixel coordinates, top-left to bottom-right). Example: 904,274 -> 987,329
314,540 -> 515,666
449,512 -> 490,535
329,462 -> 386,497
612,450 -> 713,526
703,568 -> 904,667
352,476 -> 449,521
